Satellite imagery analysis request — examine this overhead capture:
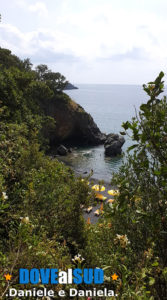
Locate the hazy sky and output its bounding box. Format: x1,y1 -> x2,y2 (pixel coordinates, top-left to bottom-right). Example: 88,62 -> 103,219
1,0 -> 167,84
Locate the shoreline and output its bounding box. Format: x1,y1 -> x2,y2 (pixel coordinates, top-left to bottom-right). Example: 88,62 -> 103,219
53,154 -> 115,224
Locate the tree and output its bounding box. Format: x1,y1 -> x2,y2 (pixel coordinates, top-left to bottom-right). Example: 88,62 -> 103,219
35,64 -> 50,80
22,58 -> 33,71
0,48 -> 31,71
35,64 -> 68,92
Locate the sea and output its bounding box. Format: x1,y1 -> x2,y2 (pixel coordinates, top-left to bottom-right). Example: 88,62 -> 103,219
61,84 -> 148,181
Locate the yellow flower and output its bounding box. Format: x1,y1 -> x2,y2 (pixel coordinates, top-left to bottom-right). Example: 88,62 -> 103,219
81,179 -> 89,185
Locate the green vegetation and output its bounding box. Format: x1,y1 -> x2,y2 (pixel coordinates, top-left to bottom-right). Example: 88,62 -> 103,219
0,48 -> 91,297
84,72 -> 167,299
0,48 -> 166,299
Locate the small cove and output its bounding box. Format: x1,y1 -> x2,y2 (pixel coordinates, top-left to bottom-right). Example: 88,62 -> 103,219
59,84 -> 147,180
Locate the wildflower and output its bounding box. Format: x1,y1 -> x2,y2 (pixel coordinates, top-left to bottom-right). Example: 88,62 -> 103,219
115,234 -> 130,248
2,192 -> 8,200
144,248 -> 153,259
72,254 -> 85,264
81,179 -> 89,185
20,216 -> 30,224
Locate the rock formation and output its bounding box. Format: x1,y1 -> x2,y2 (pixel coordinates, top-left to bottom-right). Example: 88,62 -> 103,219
104,133 -> 125,156
40,93 -> 125,156
57,145 -> 68,156
41,93 -> 106,146
64,83 -> 78,90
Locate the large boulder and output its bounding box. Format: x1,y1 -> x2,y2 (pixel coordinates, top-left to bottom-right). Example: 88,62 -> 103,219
57,145 -> 68,156
104,134 -> 125,156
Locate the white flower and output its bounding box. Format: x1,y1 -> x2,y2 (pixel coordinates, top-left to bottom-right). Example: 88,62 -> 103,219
115,234 -> 130,248
2,192 -> 8,200
116,234 -> 122,240
20,217 -> 30,224
72,254 -> 85,264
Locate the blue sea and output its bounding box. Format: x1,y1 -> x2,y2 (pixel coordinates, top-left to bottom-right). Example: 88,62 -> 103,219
62,84 -> 148,181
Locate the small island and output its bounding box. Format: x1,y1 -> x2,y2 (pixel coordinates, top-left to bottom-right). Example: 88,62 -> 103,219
64,82 -> 78,90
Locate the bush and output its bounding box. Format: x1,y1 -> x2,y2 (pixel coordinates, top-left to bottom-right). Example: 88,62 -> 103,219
0,48 -> 91,297
84,72 -> 167,299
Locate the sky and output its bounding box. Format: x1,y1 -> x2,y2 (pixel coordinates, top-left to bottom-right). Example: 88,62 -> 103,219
1,0 -> 167,84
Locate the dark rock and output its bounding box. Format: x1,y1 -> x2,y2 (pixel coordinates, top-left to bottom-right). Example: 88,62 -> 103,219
104,133 -> 125,156
64,82 -> 78,90
41,93 -> 106,146
57,145 -> 68,156
74,111 -> 106,145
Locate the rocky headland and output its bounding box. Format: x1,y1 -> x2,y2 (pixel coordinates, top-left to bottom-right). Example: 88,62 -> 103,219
63,82 -> 78,90
40,92 -> 124,156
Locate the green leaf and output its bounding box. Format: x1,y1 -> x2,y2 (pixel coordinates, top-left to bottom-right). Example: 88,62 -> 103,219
127,144 -> 138,152
149,277 -> 155,286
122,121 -> 131,130
119,131 -> 126,136
152,261 -> 159,267
162,267 -> 167,281
141,268 -> 146,279
102,266 -> 112,271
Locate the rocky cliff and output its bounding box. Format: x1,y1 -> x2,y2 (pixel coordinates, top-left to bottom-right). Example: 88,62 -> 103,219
41,93 -> 106,146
